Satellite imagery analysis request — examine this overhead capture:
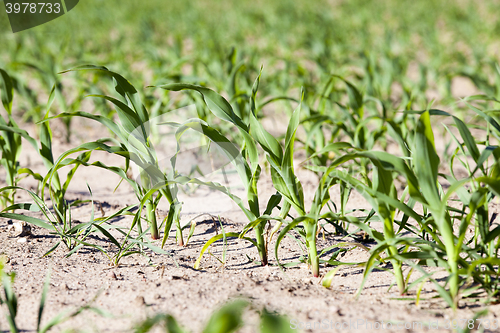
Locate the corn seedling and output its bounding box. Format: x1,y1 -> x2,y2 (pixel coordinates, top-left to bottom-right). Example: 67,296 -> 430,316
50,65 -> 183,245
155,72 -> 329,276
0,69 -> 28,210
153,76 -> 286,267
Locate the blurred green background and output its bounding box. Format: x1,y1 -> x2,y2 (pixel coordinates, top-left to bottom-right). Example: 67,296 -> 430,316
0,0 -> 499,113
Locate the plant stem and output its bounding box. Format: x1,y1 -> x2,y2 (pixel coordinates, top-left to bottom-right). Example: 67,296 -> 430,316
304,221 -> 319,277
267,201 -> 291,255
146,199 -> 159,240
255,223 -> 268,266
176,214 -> 184,246
449,259 -> 459,308
440,213 -> 459,309
388,248 -> 405,295
383,215 -> 406,295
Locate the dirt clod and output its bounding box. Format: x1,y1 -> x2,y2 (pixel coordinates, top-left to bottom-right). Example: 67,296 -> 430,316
9,221 -> 31,237
134,296 -> 146,306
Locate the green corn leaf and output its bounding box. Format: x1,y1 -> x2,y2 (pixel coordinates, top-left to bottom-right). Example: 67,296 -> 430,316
386,120 -> 411,157
60,65 -> 148,124
263,193 -> 282,215
477,176 -> 500,197
0,267 -> 18,333
86,94 -> 148,137
0,212 -> 55,230
453,117 -> 480,164
413,111 -> 440,208
465,101 -> 500,134
324,170 -> 422,224
37,271 -> 51,332
39,111 -> 127,146
202,300 -> 249,333
472,146 -> 498,175
0,69 -> 14,115
39,85 -> 57,169
281,99 -> 304,211
152,83 -> 248,131
250,67 -> 262,116
2,202 -> 40,212
174,119 -> 254,192
161,202 -> 182,248
260,308 -> 294,333
240,215 -> 284,238
248,165 -> 261,216
134,314 -> 168,333
91,223 -> 122,248
301,142 -> 353,163
194,232 -> 257,269
270,167 -> 299,214
321,266 -> 343,288
355,245 -> 388,298
275,219 -> 303,272
249,111 -> 283,165
0,125 -> 40,159
333,75 -> 363,115
485,225 -> 500,244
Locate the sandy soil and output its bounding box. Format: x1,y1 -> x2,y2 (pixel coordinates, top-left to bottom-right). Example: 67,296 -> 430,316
1,115 -> 500,333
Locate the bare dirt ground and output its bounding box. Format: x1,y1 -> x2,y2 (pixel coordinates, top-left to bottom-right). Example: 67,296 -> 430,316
1,115 -> 500,333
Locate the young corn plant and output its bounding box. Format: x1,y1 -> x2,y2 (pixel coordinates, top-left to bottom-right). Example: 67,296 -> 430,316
408,111 -> 474,307
51,65 -> 183,244
154,74 -> 329,275
0,182 -> 139,258
0,69 -> 28,209
301,76 -> 389,163
34,137 -> 189,265
0,73 -> 145,256
0,118 -> 176,263
15,41 -> 85,142
6,72 -> 45,124
153,73 -> 293,267
0,77 -> 77,223
326,109 -> 500,307
305,143 -> 425,293
300,76 -> 396,232
177,118 -> 285,267
312,107 -> 500,300
414,107 -> 500,306
0,80 -> 115,254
